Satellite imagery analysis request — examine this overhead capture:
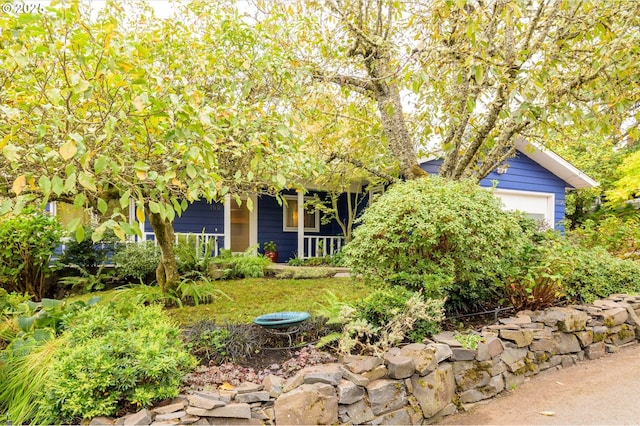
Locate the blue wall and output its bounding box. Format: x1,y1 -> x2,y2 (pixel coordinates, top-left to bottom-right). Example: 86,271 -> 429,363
420,151 -> 569,231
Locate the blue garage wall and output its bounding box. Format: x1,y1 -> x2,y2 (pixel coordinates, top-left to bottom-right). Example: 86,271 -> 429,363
420,151 -> 570,232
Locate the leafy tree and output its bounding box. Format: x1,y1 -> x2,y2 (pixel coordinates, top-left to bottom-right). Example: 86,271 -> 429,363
0,1 -> 315,291
264,0 -> 640,181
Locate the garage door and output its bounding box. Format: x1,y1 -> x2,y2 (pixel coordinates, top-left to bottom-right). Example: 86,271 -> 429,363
492,189 -> 554,225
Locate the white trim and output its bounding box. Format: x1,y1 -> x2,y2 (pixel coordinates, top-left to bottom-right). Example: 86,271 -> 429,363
223,194 -> 231,250
297,190 -> 304,258
491,188 -> 555,225
368,185 -> 385,206
515,138 -> 599,189
282,195 -> 320,233
249,194 -> 258,252
224,194 -> 258,253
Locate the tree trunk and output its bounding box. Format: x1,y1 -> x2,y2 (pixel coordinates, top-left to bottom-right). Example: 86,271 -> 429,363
148,211 -> 180,293
375,85 -> 427,181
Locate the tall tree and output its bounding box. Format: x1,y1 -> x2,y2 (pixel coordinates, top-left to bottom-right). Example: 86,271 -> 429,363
0,1 -> 315,291
263,0 -> 640,181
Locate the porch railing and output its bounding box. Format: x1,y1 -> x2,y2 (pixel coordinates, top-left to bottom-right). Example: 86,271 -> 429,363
302,236 -> 345,259
141,232 -> 224,258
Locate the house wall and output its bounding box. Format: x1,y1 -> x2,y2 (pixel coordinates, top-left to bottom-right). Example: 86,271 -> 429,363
257,191 -> 338,262
164,190 -> 341,262
420,151 -> 570,232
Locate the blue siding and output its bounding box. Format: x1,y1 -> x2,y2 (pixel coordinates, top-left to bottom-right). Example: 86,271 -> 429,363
420,151 -> 569,232
258,191 -> 339,262
152,201 -> 225,247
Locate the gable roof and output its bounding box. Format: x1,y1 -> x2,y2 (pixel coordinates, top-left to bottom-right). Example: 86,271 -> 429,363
514,138 -> 598,189
418,139 -> 599,189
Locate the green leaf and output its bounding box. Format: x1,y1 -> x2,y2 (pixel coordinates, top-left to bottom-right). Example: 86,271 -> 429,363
97,198 -> 108,215
64,173 -> 77,192
120,190 -> 131,209
78,171 -> 97,191
41,298 -> 63,310
148,201 -> 160,214
17,316 -> 35,332
52,176 -> 64,196
94,155 -> 108,174
0,199 -> 12,216
39,176 -> 51,195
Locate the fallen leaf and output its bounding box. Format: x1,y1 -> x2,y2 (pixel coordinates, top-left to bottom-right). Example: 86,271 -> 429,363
219,382 -> 235,390
539,411 -> 555,416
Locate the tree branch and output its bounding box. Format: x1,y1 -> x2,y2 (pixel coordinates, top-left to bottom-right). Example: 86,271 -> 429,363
326,152 -> 398,184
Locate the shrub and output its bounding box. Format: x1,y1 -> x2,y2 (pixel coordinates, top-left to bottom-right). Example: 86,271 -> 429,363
212,247 -> 271,279
113,241 -> 161,283
0,209 -> 64,300
55,226 -> 116,271
316,287 -> 445,355
0,295 -> 99,425
41,303 -> 196,423
569,215 -> 640,260
343,178 -> 526,312
505,231 -> 572,311
563,246 -> 640,303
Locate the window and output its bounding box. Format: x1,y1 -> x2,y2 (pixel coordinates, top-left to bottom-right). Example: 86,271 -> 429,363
283,196 -> 319,232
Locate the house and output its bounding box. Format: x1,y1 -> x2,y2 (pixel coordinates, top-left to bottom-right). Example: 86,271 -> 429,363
420,139 -> 598,233
49,139 -> 597,262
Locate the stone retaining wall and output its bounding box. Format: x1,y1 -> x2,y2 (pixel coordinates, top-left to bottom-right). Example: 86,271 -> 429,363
94,294 -> 640,425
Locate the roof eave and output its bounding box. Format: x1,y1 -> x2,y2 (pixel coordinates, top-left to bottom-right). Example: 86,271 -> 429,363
514,139 -> 599,189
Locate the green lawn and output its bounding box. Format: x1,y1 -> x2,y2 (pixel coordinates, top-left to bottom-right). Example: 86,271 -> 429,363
71,277 -> 372,325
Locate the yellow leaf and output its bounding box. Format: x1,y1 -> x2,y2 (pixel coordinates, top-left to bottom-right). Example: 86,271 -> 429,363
219,382 -> 235,390
136,207 -> 145,223
12,175 -> 26,195
133,96 -> 144,112
59,140 -> 78,160
136,170 -> 148,180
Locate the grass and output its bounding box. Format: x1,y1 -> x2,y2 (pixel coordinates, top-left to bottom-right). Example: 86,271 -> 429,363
69,277 -> 372,325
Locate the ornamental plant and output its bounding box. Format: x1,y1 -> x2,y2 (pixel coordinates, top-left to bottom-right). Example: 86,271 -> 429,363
0,209 -> 63,300
343,177 -> 527,313
40,303 -> 196,423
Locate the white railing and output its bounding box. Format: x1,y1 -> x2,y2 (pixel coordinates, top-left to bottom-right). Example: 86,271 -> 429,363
302,236 -> 345,259
141,232 -> 224,258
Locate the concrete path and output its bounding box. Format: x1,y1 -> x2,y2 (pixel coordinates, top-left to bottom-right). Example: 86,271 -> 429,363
438,344 -> 640,425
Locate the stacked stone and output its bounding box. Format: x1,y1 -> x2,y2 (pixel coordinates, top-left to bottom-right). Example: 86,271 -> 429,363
89,294 -> 640,425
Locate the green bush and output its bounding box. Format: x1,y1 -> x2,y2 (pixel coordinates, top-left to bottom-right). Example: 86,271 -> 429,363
212,247 -> 271,279
0,209 -> 64,300
0,295 -> 99,425
316,287 -> 445,355
343,178 -> 526,313
504,231 -> 573,311
113,241 -> 161,283
56,226 -> 116,271
564,246 -> 640,303
41,303 -> 196,423
569,215 -> 640,260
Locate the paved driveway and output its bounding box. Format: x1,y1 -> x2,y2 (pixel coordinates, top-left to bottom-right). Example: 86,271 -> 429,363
438,344 -> 640,425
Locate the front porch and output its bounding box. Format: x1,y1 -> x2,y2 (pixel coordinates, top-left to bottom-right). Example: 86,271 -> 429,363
140,231 -> 344,261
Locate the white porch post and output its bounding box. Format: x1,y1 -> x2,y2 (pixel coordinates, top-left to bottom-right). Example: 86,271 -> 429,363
223,194 -> 231,250
249,194 -> 258,254
297,190 -> 304,258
